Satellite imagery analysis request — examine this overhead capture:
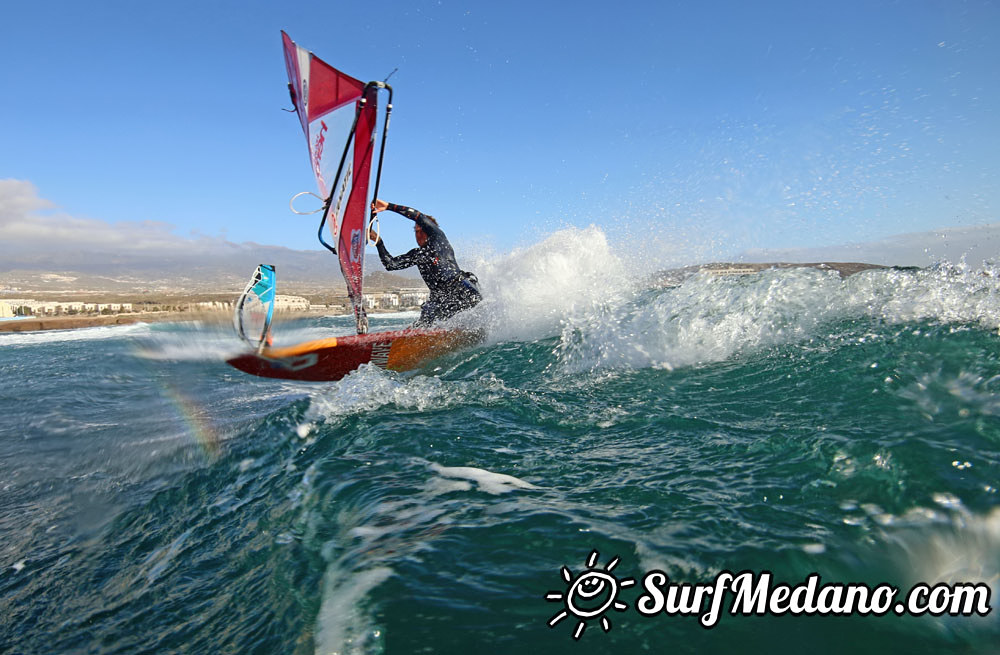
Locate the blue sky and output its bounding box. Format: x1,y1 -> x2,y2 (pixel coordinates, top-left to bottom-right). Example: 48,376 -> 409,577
2,0 -> 998,266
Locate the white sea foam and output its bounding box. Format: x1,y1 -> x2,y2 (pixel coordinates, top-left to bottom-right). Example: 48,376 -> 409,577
305,366 -> 460,419
303,365 -> 514,422
428,462 -> 538,495
314,565 -> 392,655
549,260 -> 1000,374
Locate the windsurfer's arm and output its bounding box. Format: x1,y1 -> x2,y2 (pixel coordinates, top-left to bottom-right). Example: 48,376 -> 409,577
374,238 -> 423,271
375,201 -> 437,231
384,202 -> 421,219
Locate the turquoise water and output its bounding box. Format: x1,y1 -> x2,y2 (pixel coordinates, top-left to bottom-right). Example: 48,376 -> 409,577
2,252 -> 999,653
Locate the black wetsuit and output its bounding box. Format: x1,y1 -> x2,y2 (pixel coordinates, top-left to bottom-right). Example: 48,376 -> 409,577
375,203 -> 482,327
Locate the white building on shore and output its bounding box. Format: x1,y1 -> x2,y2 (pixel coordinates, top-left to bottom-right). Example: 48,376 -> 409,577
362,292 -> 401,310
362,288 -> 431,310
274,295 -> 310,312
399,288 -> 430,307
0,299 -> 134,316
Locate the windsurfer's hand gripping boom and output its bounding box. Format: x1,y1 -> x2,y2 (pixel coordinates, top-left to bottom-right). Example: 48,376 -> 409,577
369,199 -> 389,243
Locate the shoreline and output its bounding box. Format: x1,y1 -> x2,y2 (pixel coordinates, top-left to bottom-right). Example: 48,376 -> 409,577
0,307 -> 422,334
0,311 -> 228,333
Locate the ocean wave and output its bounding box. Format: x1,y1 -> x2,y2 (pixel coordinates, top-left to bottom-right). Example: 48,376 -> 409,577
549,262 -> 1000,374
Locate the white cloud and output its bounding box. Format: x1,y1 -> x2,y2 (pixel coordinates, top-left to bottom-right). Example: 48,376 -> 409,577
0,179 -> 230,254
0,180 -> 349,284
0,179 -> 55,220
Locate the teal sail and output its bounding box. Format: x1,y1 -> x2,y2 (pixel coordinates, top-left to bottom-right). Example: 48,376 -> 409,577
234,264 -> 276,351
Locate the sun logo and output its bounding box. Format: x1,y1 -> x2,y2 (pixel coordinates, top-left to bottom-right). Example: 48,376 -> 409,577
545,550 -> 635,640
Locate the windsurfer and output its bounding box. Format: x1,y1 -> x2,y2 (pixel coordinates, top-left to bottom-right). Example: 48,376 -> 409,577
369,199 -> 482,327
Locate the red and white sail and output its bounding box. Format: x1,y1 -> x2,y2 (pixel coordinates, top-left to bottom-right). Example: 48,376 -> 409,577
282,31 -> 375,331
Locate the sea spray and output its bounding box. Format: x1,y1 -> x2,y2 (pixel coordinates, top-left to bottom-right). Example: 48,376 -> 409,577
552,263 -> 1000,375
468,226 -> 634,343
